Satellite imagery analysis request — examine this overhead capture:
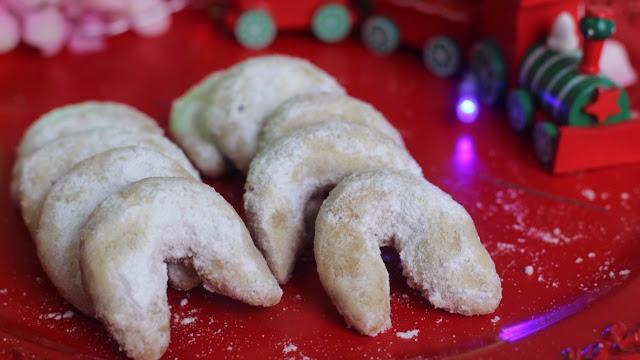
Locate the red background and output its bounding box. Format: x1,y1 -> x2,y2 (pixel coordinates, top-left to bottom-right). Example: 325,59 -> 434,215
0,7 -> 639,360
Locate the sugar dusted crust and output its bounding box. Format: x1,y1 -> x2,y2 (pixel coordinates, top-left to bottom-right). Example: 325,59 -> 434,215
80,177 -> 282,360
36,147 -> 198,316
259,92 -> 406,150
315,170 -> 502,336
203,55 -> 346,173
11,101 -> 162,202
244,120 -> 422,283
17,128 -> 200,233
170,71 -> 229,178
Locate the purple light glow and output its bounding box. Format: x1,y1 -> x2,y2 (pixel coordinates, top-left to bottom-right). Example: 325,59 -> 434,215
499,296 -> 594,342
453,135 -> 475,172
456,95 -> 479,123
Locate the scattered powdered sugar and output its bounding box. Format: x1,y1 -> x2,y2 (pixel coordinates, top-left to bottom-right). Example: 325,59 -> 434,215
575,257 -> 583,264
620,269 -> 631,276
180,298 -> 188,307
283,343 -> 298,354
0,289 -> 6,295
39,311 -> 74,320
491,316 -> 500,323
396,329 -> 419,339
180,317 -> 196,325
581,189 -> 596,201
524,266 -> 534,276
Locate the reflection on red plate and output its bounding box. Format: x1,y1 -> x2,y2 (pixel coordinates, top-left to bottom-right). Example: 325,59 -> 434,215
0,8 -> 639,360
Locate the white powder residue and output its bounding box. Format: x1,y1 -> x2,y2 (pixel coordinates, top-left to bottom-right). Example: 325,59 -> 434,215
581,189 -> 596,201
524,266 -> 534,275
396,329 -> 419,339
620,269 -> 631,276
526,226 -> 576,244
491,316 -> 500,323
283,344 -> 298,354
621,192 -> 630,200
0,289 -> 6,295
41,311 -> 73,320
180,317 -> 195,325
575,257 -> 583,264
180,298 -> 188,307
588,252 -> 596,258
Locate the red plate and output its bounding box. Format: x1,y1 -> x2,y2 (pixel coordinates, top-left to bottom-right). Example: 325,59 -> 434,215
1,9 -> 639,360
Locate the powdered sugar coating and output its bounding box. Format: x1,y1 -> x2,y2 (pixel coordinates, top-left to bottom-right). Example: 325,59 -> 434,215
11,101 -> 161,202
37,147 -> 198,316
203,55 -> 345,173
17,127 -> 200,233
17,101 -> 162,158
259,92 -> 405,150
170,71 -> 229,177
315,170 -> 502,336
80,177 -> 282,360
244,120 -> 422,283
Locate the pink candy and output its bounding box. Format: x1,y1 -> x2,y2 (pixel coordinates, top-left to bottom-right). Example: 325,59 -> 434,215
0,0 -> 187,56
0,5 -> 19,54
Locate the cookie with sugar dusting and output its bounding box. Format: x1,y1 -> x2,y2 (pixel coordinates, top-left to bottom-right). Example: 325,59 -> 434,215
244,120 -> 422,284
37,146 -> 200,316
203,55 -> 345,173
170,71 -> 229,178
16,127 -> 199,234
11,101 -> 161,201
259,92 -> 405,150
80,177 -> 282,360
315,169 -> 502,336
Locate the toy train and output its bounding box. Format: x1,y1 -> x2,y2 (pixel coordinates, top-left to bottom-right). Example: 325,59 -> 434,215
363,0 -> 640,174
220,0 -> 640,174
223,0 -> 357,48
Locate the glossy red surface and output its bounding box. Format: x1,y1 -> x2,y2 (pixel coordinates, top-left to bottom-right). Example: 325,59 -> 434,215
1,9 -> 639,360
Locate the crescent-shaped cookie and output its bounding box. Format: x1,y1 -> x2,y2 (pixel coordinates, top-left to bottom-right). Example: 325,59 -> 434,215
11,101 -> 161,202
80,177 -> 282,360
244,120 -> 422,283
17,101 -> 161,158
314,170 -> 502,336
259,92 -> 405,150
17,128 -> 200,233
203,55 -> 345,172
37,147 -> 198,316
170,71 -> 228,177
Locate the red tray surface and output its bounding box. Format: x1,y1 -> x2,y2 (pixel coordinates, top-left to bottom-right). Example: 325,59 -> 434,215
1,9 -> 639,360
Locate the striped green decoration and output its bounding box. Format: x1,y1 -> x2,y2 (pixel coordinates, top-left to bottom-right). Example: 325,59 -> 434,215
518,43 -> 630,126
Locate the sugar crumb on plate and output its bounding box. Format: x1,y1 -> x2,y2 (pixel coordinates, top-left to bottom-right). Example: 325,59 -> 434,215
524,265 -> 534,276
395,329 -> 419,339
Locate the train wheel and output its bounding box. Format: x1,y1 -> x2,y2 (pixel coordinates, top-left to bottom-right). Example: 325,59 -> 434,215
235,9 -> 275,49
469,39 -> 505,106
422,36 -> 460,78
361,16 -> 399,55
312,3 -> 351,43
533,122 -> 558,170
507,89 -> 534,132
